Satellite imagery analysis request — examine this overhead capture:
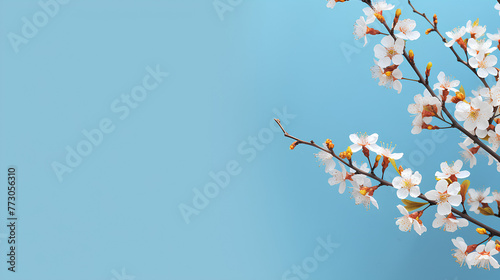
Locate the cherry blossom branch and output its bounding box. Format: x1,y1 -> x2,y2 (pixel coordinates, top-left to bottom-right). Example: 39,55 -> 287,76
436,126 -> 453,130
275,119 -> 500,237
407,0 -> 490,88
410,3 -> 500,127
409,0 -> 500,125
274,119 -> 390,185
477,236 -> 493,246
434,114 -> 452,126
362,1 -> 500,163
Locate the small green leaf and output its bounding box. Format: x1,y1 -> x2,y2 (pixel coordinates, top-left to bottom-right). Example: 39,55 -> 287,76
390,158 -> 400,175
478,206 -> 494,216
459,85 -> 465,95
402,199 -> 429,212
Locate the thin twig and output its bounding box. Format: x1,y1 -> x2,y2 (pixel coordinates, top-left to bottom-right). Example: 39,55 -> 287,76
401,77 -> 420,82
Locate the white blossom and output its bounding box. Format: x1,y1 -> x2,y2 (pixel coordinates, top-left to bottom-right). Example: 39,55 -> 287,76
455,96 -> 493,133
425,180 -> 461,215
467,187 -> 495,214
466,241 -> 500,269
392,168 -> 422,199
469,52 -> 498,78
394,19 -> 420,41
362,0 -> 395,24
432,213 -> 468,232
374,36 -> 405,67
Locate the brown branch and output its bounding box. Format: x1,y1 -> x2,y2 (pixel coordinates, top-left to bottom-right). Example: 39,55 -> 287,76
408,0 -> 490,88
274,119 -> 390,185
363,1 -> 500,163
275,119 -> 500,237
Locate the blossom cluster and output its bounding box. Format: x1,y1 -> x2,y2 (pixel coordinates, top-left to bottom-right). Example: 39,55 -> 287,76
314,130 -> 500,269
304,0 -> 500,270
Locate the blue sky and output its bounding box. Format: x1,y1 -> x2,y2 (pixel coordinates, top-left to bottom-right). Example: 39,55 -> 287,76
1,0 -> 500,279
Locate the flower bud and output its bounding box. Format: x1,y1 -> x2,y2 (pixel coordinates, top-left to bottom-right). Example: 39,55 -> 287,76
476,228 -> 487,235
375,13 -> 385,23
425,28 -> 433,35
451,92 -> 465,103
393,9 -> 401,26
326,139 -> 334,149
290,141 -> 298,150
425,62 -> 432,77
433,14 -> 437,25
408,50 -> 414,63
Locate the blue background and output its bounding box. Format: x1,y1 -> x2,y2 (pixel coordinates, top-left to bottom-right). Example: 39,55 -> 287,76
1,0 -> 500,279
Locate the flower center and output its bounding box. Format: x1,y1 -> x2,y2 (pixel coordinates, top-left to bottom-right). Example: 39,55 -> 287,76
468,108 -> 480,120
478,251 -> 490,257
403,180 -> 413,189
438,192 -> 450,203
359,188 -> 368,196
387,48 -> 396,58
478,60 -> 487,69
